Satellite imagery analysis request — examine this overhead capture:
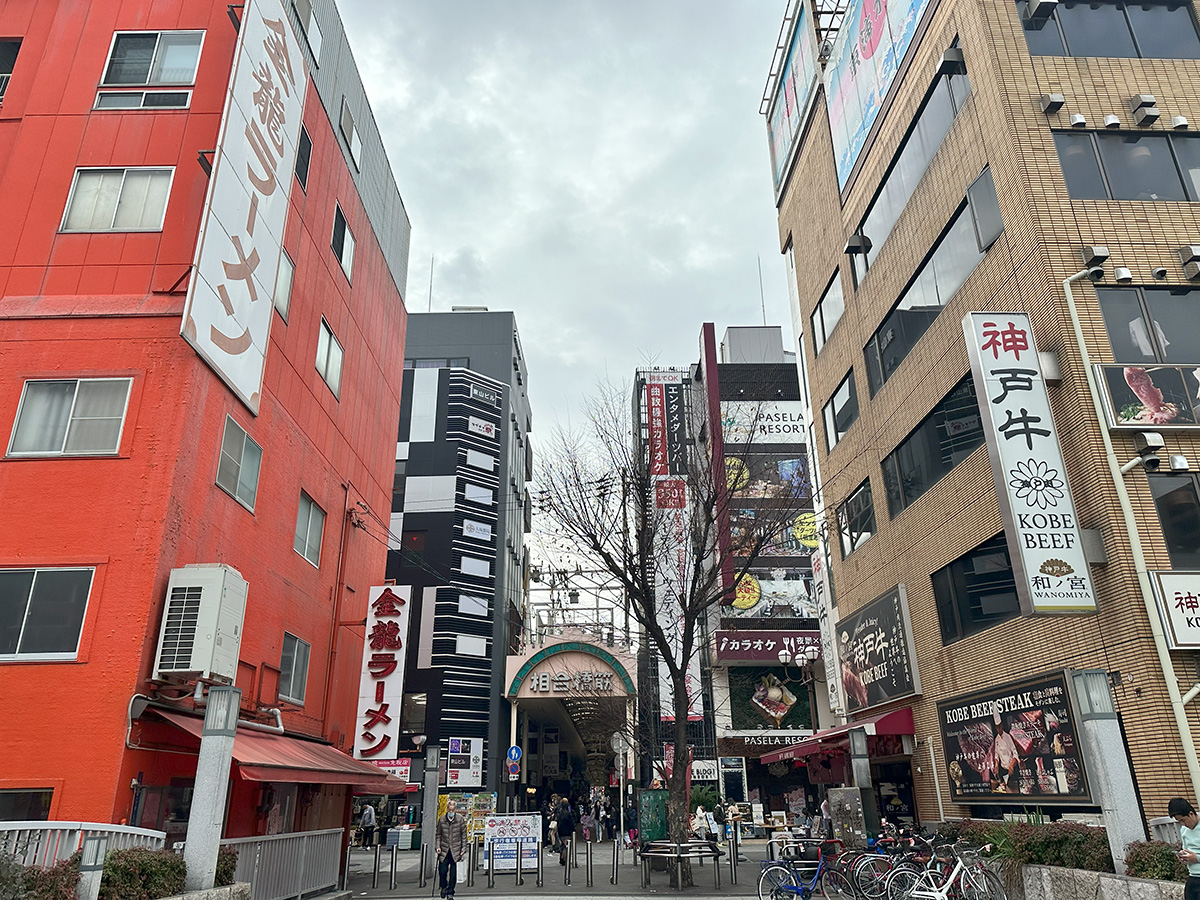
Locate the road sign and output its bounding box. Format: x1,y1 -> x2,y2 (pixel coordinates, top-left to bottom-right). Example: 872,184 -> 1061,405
508,772 -> 520,781
507,745 -> 522,762
507,760 -> 520,775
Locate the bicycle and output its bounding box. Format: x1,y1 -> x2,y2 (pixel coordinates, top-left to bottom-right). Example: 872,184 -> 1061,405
758,840 -> 855,900
884,840 -> 1005,900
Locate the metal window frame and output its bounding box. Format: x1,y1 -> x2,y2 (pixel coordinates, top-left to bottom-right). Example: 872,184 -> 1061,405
278,631 -> 310,705
100,30 -> 206,88
1057,130 -> 1195,201
294,125 -> 312,191
330,203 -> 355,281
273,249 -> 295,321
7,377 -> 133,458
837,479 -> 876,557
59,166 -> 175,233
295,491 -> 325,567
1025,0 -> 1200,59
811,269 -> 844,355
0,566 -> 96,662
93,89 -> 192,110
315,317 -> 344,398
215,413 -> 262,512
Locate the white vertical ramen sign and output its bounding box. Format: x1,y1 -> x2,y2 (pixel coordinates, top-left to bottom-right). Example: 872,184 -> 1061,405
182,0 -> 309,413
963,312 -> 1097,614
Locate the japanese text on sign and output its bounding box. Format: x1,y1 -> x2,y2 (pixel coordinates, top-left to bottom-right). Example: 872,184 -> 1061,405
354,586 -> 411,760
526,669 -> 615,693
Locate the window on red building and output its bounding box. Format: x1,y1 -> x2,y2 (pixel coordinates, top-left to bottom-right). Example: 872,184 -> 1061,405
279,633 -> 310,705
0,568 -> 94,660
316,318 -> 344,397
61,168 -> 173,232
8,378 -> 131,456
216,415 -> 263,511
294,492 -> 326,567
102,31 -> 203,86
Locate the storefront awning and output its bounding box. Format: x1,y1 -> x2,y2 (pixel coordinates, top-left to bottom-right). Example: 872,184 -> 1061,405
759,708 -> 915,764
154,710 -> 408,791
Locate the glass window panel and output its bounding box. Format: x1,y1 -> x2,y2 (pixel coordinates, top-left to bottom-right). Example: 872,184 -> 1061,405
292,640 -> 310,702
882,455 -> 905,517
1018,2 -> 1067,54
237,436 -> 262,508
316,322 -> 331,376
149,32 -> 202,84
1097,288 -> 1156,362
948,70 -> 972,109
140,91 -> 189,108
0,570 -> 35,655
326,336 -> 343,396
294,499 -> 310,556
18,569 -> 91,655
64,379 -> 129,455
865,339 -> 885,396
967,167 -> 1004,249
1143,290 -> 1200,363
104,33 -> 158,84
1150,475 -> 1200,568
1057,1 -> 1138,56
1127,3 -> 1200,58
96,92 -> 144,109
305,503 -> 325,564
10,381 -> 75,454
295,127 -> 312,189
833,373 -> 859,436
331,207 -> 346,258
915,80 -> 956,171
932,533 -> 1020,643
0,790 -> 53,822
113,169 -> 170,229
1172,135 -> 1200,201
1053,132 -> 1108,199
274,251 -> 294,318
0,39 -> 20,75
64,170 -> 123,230
216,426 -> 243,498
341,226 -> 355,278
280,635 -> 297,698
931,210 -> 983,304
1096,133 -> 1186,201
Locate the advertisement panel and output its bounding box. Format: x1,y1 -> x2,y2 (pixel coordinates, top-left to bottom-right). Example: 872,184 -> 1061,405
728,566 -> 816,617
482,814 -> 540,871
181,0 -> 309,412
813,549 -> 844,714
1150,571 -> 1200,649
354,587 -> 412,759
446,736 -> 483,788
730,509 -> 812,558
721,401 -> 808,444
964,313 -> 1098,615
936,672 -> 1091,804
1096,364 -> 1200,430
714,630 -> 820,663
728,666 -> 810,729
825,0 -> 934,188
726,454 -> 810,499
768,0 -> 822,194
834,586 -> 920,714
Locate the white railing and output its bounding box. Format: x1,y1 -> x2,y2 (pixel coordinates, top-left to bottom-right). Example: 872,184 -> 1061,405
0,73 -> 9,100
0,821 -> 166,869
219,829 -> 342,900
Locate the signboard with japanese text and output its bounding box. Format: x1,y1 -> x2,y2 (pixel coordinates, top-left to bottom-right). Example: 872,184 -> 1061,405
181,0 -> 308,413
354,586 -> 412,759
937,672 -> 1091,804
963,313 -> 1098,615
467,416 -> 496,439
542,729 -> 559,777
1150,571 -> 1200,649
470,383 -> 501,407
813,549 -> 844,715
526,668 -> 617,694
483,814 -> 540,871
690,759 -> 719,781
727,566 -> 816,617
834,586 -> 920,714
714,630 -> 820,663
721,401 -> 807,445
373,757 -> 411,782
446,737 -> 483,788
767,0 -> 821,195
825,0 -> 934,188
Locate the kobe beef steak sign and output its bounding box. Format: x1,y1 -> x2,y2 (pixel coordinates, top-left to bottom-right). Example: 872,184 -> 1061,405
936,671 -> 1091,805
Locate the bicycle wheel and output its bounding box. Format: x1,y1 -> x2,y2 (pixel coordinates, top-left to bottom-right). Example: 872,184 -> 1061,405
959,865 -> 1005,900
821,868 -> 856,900
882,864 -> 922,900
852,855 -> 892,899
760,864 -> 800,900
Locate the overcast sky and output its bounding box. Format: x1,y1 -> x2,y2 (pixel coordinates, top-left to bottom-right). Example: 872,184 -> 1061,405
340,1 -> 796,434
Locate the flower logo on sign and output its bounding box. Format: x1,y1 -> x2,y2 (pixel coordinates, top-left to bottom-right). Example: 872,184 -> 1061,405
1008,459 -> 1065,509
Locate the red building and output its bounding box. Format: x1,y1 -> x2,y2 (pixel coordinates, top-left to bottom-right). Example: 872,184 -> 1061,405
0,0 -> 410,842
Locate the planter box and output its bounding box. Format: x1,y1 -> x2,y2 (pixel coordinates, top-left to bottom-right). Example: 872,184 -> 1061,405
1021,864 -> 1183,900
158,883 -> 251,900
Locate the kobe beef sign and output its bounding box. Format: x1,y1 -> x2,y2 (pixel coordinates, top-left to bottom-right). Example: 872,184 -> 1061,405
963,312 -> 1097,615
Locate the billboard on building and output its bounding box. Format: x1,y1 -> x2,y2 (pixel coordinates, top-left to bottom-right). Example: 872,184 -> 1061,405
767,0 -> 821,195
963,312 -> 1098,615
181,0 -> 309,413
1150,571 -> 1200,649
446,736 -> 483,788
355,586 -> 412,760
937,672 -> 1091,804
726,454 -> 809,499
722,401 -> 807,444
834,586 -> 920,714
825,0 -> 934,188
1095,364 -> 1200,430
728,566 -> 816,618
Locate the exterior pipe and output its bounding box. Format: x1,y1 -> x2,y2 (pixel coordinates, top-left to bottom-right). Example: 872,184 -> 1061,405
1062,268 -> 1200,800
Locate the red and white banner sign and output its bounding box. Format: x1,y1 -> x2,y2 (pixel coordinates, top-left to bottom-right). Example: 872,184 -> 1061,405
714,630 -> 820,662
354,586 -> 412,759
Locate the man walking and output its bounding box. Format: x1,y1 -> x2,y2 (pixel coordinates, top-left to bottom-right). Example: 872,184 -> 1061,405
436,799 -> 467,899
359,802 -> 376,848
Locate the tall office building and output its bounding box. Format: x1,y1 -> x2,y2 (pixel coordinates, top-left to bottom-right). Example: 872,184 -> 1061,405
766,0 -> 1200,848
388,309 -> 532,796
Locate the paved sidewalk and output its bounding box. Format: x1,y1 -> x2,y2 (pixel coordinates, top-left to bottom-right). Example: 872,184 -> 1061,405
345,838 -> 773,898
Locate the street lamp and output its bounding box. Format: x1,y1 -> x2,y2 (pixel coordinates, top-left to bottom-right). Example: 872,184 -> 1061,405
776,645 -> 821,682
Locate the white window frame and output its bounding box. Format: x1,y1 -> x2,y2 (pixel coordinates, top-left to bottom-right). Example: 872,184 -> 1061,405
315,318 -> 344,397
279,632 -> 310,704
7,378 -> 132,458
215,414 -> 263,511
331,203 -> 355,280
60,167 -> 174,233
274,249 -> 295,320
340,99 -> 363,169
291,0 -> 323,63
0,567 -> 95,662
101,30 -> 205,87
294,491 -> 325,567
93,89 -> 192,110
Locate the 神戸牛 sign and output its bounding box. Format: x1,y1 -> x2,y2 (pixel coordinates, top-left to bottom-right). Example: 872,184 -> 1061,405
963,312 -> 1098,615
1150,570 -> 1200,649
835,586 -> 920,714
937,672 -> 1091,804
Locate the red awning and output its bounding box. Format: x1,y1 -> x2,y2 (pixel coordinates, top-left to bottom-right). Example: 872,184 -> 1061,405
154,710 -> 408,791
759,708 -> 915,764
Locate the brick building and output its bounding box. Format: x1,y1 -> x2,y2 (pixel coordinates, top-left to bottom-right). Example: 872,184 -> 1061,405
766,0 -> 1200,838
0,0 -> 411,843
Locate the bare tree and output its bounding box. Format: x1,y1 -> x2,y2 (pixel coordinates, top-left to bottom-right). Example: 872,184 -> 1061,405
536,379 -> 812,884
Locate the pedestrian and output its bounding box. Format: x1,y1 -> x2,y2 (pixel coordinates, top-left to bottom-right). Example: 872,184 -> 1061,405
359,802 -> 376,848
1170,798 -> 1200,900
556,800 -> 575,865
436,799 -> 467,900
820,796 -> 833,839
625,800 -> 638,849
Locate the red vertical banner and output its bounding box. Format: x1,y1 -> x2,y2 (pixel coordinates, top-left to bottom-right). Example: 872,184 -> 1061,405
646,383 -> 668,476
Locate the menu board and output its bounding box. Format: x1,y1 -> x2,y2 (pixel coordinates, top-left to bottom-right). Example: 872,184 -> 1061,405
936,672 -> 1091,804
835,586 -> 920,713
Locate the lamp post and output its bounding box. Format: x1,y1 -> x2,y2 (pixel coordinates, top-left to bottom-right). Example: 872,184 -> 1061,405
777,645 -> 822,730
184,685 -> 241,891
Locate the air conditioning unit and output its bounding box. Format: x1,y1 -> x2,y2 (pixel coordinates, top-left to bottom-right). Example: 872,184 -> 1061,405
1023,0 -> 1058,19
153,564 -> 248,683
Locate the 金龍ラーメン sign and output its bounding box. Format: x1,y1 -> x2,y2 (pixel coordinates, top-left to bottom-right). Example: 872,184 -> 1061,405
937,672 -> 1091,804
182,0 -> 308,413
963,313 -> 1097,615
354,586 -> 412,760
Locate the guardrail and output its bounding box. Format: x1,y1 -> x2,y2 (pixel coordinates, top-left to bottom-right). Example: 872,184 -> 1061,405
0,821 -> 166,869
219,828 -> 342,900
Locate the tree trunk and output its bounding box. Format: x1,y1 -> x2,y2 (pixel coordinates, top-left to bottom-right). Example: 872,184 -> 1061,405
666,669 -> 694,887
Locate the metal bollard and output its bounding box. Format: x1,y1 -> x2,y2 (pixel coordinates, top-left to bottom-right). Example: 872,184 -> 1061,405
390,844 -> 398,891
515,838 -> 523,887
713,846 -> 721,889
418,843 -> 428,888
564,837 -> 572,886
585,838 -> 593,887
536,839 -> 543,887
487,839 -> 495,888
610,838 -> 619,884
729,825 -> 738,885
342,842 -> 354,890
571,833 -> 578,868
470,838 -> 478,887
372,844 -> 381,889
